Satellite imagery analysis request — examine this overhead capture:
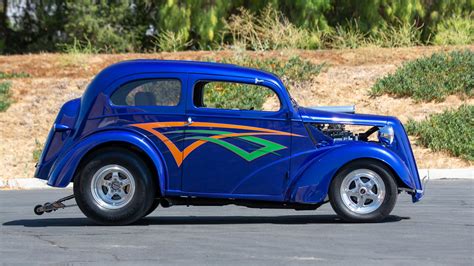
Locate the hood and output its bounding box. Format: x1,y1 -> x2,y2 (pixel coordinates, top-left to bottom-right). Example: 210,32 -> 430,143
298,106 -> 394,126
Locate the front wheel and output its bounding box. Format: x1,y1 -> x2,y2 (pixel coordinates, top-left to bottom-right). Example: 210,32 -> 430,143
329,160 -> 398,222
74,148 -> 156,225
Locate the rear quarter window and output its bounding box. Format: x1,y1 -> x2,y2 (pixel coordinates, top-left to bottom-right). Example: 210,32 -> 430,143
110,79 -> 181,106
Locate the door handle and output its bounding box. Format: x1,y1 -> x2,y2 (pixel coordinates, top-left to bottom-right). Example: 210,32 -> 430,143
185,117 -> 193,126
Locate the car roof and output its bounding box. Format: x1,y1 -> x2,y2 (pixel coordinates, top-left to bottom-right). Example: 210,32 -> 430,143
96,59 -> 280,84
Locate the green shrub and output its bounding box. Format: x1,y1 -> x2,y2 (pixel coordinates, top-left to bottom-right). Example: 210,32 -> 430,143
371,50 -> 474,102
0,81 -> 12,112
327,20 -> 368,49
225,5 -> 321,51
433,15 -> 474,45
58,37 -> 101,54
62,1 -> 138,53
326,19 -> 423,49
369,21 -> 423,47
152,30 -> 192,52
0,72 -> 30,79
205,55 -> 324,109
406,105 -> 474,161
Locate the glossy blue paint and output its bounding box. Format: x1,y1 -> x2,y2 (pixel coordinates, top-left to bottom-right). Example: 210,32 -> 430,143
34,98 -> 80,181
296,107 -> 423,202
181,73 -> 293,197
46,129 -> 167,193
287,142 -> 414,203
35,59 -> 423,207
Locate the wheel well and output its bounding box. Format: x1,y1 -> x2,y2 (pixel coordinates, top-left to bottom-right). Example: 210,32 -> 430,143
72,141 -> 162,197
332,158 -> 409,190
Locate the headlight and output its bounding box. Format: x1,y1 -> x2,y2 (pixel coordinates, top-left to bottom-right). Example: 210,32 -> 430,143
378,126 -> 394,145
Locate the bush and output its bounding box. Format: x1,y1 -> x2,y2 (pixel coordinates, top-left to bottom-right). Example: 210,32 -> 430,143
433,15 -> 474,45
225,5 -> 321,51
62,1 -> 138,53
325,19 -> 423,49
406,105 -> 474,161
0,81 -> 12,112
369,21 -> 423,47
58,37 -> 101,54
371,50 -> 474,102
0,72 -> 30,79
205,55 -> 324,109
152,30 -> 192,52
327,20 -> 368,49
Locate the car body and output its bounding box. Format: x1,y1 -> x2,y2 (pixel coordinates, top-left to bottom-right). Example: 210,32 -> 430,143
35,60 -> 423,225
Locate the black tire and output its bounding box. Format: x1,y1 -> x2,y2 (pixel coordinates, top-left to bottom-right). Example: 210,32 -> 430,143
329,160 -> 398,222
74,147 -> 156,225
34,205 -> 44,215
143,199 -> 160,217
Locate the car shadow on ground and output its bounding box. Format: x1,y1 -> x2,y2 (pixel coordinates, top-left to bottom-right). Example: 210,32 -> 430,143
3,214 -> 409,227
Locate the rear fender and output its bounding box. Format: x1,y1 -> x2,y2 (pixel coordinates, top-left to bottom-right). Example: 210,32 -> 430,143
47,130 -> 167,195
288,143 -> 415,204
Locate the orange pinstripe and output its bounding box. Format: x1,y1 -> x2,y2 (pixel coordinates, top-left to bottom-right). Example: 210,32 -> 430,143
131,121 -> 301,167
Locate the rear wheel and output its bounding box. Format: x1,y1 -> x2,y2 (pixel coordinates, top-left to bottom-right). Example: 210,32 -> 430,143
329,160 -> 398,222
74,148 -> 156,225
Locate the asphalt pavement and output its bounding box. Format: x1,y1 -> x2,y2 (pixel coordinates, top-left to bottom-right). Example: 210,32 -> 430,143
0,180 -> 473,265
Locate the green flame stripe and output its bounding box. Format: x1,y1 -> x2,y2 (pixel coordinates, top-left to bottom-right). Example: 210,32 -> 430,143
165,129 -> 286,161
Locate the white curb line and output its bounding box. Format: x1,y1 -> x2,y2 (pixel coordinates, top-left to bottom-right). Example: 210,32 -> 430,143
0,179 -> 73,190
0,169 -> 472,190
418,169 -> 473,180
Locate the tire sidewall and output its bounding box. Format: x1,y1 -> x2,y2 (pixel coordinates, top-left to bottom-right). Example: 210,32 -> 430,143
329,160 -> 398,222
74,148 -> 156,225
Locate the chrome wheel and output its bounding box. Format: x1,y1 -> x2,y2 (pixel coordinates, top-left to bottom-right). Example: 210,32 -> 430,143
340,169 -> 386,214
90,165 -> 136,210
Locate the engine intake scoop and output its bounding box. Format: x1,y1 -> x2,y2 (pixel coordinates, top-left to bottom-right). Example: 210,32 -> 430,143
309,105 -> 356,114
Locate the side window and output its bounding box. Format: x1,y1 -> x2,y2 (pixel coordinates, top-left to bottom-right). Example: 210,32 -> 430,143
111,79 -> 181,106
193,81 -> 281,112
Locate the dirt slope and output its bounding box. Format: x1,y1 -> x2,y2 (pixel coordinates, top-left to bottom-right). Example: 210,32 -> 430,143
0,46 -> 472,179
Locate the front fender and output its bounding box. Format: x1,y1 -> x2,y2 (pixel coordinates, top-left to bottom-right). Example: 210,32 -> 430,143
47,130 -> 167,195
288,142 -> 415,204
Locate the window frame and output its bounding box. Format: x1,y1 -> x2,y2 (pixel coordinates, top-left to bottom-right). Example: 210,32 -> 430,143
191,79 -> 285,116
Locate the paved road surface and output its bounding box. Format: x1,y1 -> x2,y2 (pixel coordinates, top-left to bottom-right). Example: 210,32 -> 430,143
1,180 -> 473,265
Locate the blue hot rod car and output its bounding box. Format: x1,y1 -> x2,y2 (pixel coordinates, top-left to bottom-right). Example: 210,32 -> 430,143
34,60 -> 423,225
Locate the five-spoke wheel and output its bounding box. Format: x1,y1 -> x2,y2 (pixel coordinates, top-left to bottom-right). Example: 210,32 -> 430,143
74,147 -> 156,225
340,169 -> 385,215
90,165 -> 136,210
329,160 -> 397,222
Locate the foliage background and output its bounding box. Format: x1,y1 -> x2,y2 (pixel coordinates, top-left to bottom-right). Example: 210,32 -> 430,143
0,0 -> 472,54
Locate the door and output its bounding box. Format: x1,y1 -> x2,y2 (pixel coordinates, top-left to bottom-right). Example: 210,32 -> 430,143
181,74 -> 293,198
108,73 -> 187,191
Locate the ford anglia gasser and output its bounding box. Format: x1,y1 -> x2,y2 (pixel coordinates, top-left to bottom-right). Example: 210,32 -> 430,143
34,60 -> 424,225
